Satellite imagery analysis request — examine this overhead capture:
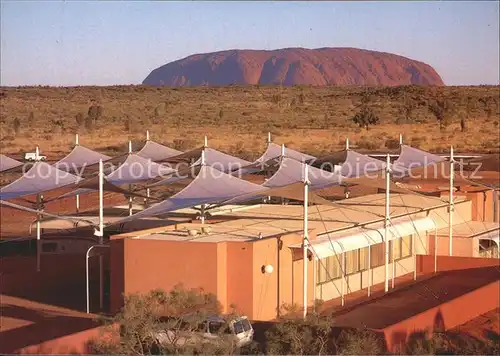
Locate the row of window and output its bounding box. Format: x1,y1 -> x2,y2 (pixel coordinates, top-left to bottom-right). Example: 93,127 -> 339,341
317,235 -> 413,285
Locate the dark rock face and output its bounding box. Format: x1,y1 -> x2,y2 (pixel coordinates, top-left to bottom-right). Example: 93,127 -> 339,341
143,47 -> 444,86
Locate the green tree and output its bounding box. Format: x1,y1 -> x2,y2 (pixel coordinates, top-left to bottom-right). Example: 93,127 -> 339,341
88,104 -> 103,125
265,302 -> 335,355
428,99 -> 454,131
351,107 -> 380,130
75,113 -> 85,127
12,118 -> 21,135
336,329 -> 385,355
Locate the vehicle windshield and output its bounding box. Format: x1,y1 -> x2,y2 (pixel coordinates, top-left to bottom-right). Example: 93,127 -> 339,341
208,321 -> 231,334
233,318 -> 252,334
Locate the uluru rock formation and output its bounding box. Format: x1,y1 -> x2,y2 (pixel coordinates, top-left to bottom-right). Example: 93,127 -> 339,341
143,47 -> 444,87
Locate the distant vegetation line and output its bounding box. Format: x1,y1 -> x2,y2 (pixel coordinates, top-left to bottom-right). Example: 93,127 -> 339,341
0,85 -> 499,158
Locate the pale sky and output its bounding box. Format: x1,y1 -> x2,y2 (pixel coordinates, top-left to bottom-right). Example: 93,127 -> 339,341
1,1 -> 499,86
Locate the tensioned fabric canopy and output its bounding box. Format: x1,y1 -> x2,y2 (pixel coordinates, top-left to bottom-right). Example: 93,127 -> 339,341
0,154 -> 23,173
256,142 -> 316,164
163,147 -> 251,173
392,145 -> 446,177
235,143 -> 316,174
110,165 -> 266,224
192,147 -> 251,172
137,140 -> 182,162
338,150 -> 386,178
106,153 -> 175,185
53,145 -> 112,172
264,157 -> 342,190
292,215 -> 436,258
0,161 -> 82,200
43,174 -> 154,203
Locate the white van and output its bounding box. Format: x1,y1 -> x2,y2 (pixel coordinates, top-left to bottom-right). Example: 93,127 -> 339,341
154,315 -> 254,349
24,152 -> 47,161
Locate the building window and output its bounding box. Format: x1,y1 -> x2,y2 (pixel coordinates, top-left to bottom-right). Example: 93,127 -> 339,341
317,255 -> 341,284
370,243 -> 385,268
345,250 -> 359,275
359,246 -> 369,271
317,238 -> 415,285
392,235 -> 413,261
401,235 -> 412,258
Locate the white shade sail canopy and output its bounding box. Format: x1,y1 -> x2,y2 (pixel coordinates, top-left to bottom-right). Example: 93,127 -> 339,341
0,154 -> 23,172
53,145 -> 112,171
106,153 -> 175,185
392,145 -> 446,177
137,140 -> 182,162
110,165 -> 266,224
235,143 -> 316,174
257,142 -> 316,164
339,150 -> 386,178
264,157 -> 342,190
292,216 -> 435,259
193,148 -> 252,172
0,161 -> 82,200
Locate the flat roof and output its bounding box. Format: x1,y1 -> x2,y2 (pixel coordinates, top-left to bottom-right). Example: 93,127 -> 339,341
132,224 -> 298,243
216,193 -> 464,233
0,295 -> 98,354
436,220 -> 500,237
121,193 -> 465,242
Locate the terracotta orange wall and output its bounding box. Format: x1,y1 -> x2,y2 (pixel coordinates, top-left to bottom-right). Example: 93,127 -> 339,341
110,232 -> 318,321
417,254 -> 500,274
110,239 -> 125,313
251,237 -> 279,320
455,190 -> 497,222
10,324 -> 113,355
382,280 -> 500,353
1,254 -> 106,302
290,253 -> 314,312
226,241 -> 254,317
428,235 -> 475,257
120,238 -> 221,304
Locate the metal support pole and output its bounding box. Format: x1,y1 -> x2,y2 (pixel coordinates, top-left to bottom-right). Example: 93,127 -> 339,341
367,244 -> 372,297
413,234 -> 417,280
86,244 -> 109,314
86,245 -> 94,314
144,188 -> 150,207
384,154 -> 390,292
391,239 -> 395,289
146,130 -> 150,141
313,257 -> 317,309
200,204 -> 206,225
98,159 -> 104,310
434,228 -> 438,273
399,134 -> 403,145
36,193 -> 41,272
449,146 -> 454,256
76,194 -> 80,213
75,133 -> 79,146
267,132 -> 271,144
128,184 -> 133,217
302,164 -> 309,318
345,138 -> 349,150
341,252 -> 345,306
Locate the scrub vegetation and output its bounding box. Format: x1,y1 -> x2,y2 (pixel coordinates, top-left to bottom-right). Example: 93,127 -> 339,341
0,85 -> 499,161
87,285 -> 500,355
